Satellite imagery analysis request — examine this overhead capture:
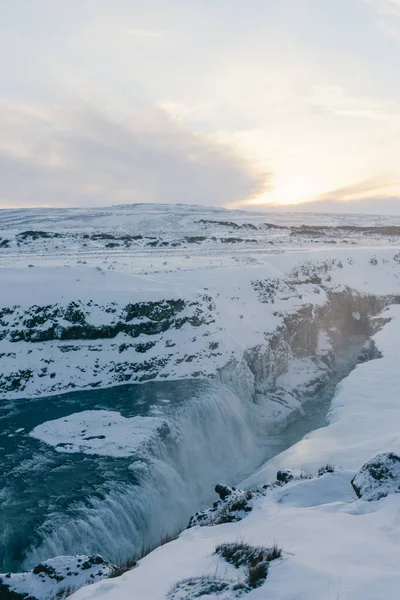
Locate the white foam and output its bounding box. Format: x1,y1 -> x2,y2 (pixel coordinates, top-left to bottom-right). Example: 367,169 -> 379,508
23,383 -> 264,568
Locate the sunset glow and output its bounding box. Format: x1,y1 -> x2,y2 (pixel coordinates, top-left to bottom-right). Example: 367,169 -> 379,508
2,1 -> 400,212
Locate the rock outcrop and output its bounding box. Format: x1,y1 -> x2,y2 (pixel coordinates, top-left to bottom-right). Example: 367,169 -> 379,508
0,554 -> 112,600
351,453 -> 400,501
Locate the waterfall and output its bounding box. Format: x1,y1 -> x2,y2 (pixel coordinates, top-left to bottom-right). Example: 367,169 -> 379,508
21,381 -> 264,569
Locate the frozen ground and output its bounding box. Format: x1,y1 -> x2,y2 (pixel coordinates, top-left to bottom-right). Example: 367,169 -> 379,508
1,204 -> 400,599
2,203 -> 400,279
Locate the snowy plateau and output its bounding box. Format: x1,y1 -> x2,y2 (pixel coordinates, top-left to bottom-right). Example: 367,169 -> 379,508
1,204 -> 400,600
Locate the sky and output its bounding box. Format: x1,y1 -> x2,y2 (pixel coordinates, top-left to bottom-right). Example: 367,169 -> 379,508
1,0 -> 400,213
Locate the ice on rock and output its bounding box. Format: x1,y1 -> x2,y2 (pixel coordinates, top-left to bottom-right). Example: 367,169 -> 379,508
188,472 -> 308,528
187,483 -> 266,528
0,554 -> 112,600
351,452 -> 400,501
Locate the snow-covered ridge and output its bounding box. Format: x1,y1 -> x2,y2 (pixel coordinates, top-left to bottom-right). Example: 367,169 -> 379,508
2,204 -> 400,276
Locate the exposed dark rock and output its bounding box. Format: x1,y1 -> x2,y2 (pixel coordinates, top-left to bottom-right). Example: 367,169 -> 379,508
263,223 -> 400,236
197,219 -> 240,229
0,580 -> 36,600
276,469 -> 294,484
188,484 -> 261,528
0,554 -> 111,600
0,295 -> 216,394
167,575 -> 248,600
188,470 -> 314,529
184,236 -> 208,244
0,298 -> 209,346
197,219 -> 258,231
17,231 -> 63,241
215,483 -> 233,501
358,339 -> 383,362
351,453 -> 400,501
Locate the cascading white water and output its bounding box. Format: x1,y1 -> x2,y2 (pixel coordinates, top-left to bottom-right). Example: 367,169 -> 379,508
22,382 -> 266,569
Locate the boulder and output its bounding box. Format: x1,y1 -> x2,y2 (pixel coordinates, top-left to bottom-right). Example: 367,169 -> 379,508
0,554 -> 112,600
215,484 -> 234,501
276,470 -> 295,484
351,453 -> 400,501
188,485 -> 263,528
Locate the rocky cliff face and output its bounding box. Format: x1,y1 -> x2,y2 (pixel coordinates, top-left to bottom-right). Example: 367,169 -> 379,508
0,294 -> 216,397
0,281 -> 395,403
220,289 -> 392,434
1,249 -> 399,403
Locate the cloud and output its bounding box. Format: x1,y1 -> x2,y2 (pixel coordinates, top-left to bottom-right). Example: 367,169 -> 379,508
0,102 -> 267,208
306,85 -> 400,123
365,0 -> 400,14
376,17 -> 400,39
315,174 -> 397,202
364,0 -> 400,40
265,196 -> 400,215
125,28 -> 165,39
251,174 -> 400,215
